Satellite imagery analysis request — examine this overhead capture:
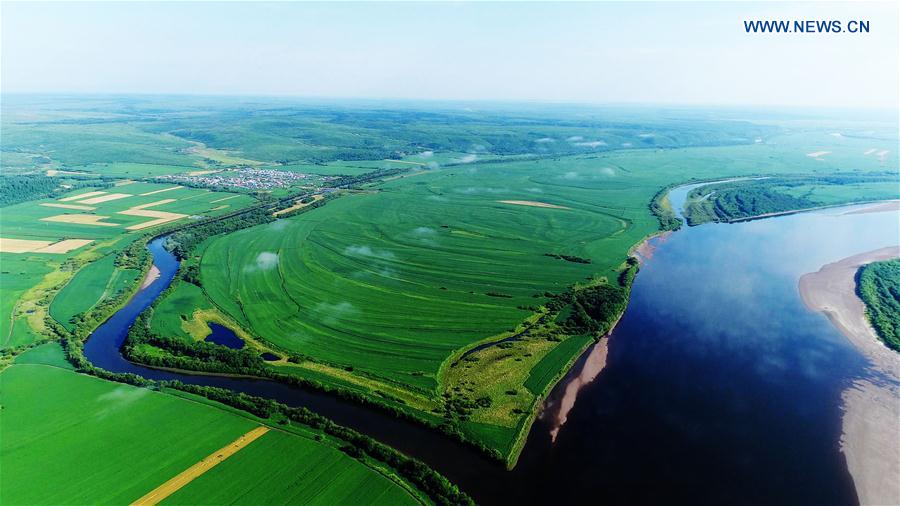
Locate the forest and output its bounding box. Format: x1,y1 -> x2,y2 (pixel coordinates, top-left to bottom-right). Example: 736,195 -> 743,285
858,258 -> 900,352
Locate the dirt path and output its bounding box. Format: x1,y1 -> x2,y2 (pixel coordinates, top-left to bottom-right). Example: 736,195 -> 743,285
799,247 -> 900,506
130,426 -> 269,506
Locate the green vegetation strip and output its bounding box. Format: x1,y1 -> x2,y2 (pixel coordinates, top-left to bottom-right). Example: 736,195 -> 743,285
683,174 -> 899,225
858,258 -> 900,352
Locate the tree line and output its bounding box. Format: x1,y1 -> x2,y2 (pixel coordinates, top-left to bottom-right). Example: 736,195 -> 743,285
0,175 -> 114,207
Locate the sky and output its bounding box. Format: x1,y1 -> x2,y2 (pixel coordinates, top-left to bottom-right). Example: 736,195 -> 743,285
2,1 -> 898,109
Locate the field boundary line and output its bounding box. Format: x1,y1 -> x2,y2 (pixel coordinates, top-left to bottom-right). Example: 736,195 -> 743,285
129,426 -> 270,506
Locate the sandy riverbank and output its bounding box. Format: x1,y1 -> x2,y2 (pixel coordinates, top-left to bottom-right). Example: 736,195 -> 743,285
141,265 -> 161,289
540,231 -> 667,441
543,339 -> 609,442
844,200 -> 900,216
799,246 -> 900,506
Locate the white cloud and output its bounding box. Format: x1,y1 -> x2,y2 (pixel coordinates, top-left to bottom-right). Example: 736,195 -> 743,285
313,301 -> 357,324
345,244 -> 395,259
245,251 -> 279,272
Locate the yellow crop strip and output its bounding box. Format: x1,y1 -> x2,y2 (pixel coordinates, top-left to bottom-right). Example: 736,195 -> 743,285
130,426 -> 270,506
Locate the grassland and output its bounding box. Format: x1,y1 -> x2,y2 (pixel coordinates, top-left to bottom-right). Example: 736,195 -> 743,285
0,365 -> 426,505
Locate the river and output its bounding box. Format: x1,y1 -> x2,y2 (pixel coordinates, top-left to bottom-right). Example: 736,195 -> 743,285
83,186 -> 899,505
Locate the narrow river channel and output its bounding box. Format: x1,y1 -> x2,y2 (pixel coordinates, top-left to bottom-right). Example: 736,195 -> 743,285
83,185 -> 899,505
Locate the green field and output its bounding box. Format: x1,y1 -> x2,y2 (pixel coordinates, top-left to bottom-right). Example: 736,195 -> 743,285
150,280 -> 215,340
0,365 -> 257,505
0,255 -> 53,348
50,254 -> 140,331
0,365 -> 423,505
161,429 -> 419,505
12,342 -> 73,369
199,159 -> 650,393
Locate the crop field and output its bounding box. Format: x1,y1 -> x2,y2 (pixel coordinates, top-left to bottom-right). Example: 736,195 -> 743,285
160,429 -> 420,505
1,183 -> 254,244
523,334 -> 594,395
0,183 -> 254,349
0,365 -> 256,505
0,365 -> 420,505
199,159 -> 652,393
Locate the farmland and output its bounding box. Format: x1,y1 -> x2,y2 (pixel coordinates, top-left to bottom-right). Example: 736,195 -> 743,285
0,364 -> 426,505
160,429 -> 419,505
0,182 -> 254,351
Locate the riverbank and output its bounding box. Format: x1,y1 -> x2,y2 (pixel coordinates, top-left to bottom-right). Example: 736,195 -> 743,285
527,232 -> 663,452
799,246 -> 900,506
